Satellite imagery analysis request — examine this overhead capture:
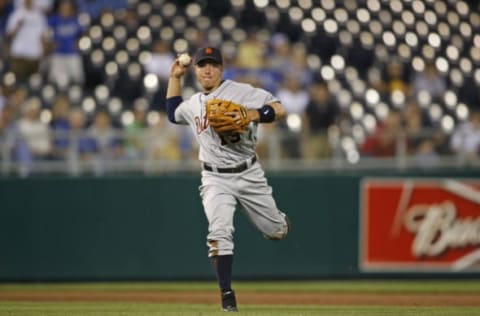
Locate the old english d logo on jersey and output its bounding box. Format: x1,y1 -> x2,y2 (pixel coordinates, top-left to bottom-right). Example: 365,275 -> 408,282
360,178 -> 480,272
195,113 -> 208,135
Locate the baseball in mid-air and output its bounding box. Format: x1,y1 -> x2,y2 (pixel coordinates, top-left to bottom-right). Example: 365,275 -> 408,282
178,53 -> 192,66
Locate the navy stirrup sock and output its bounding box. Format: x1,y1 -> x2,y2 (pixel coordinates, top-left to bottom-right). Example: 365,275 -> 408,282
211,255 -> 233,291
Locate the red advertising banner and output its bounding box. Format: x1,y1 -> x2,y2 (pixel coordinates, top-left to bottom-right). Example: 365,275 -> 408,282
360,178 -> 480,272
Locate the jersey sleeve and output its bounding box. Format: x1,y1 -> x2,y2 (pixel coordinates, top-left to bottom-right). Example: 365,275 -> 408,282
172,100 -> 190,125
168,92 -> 203,126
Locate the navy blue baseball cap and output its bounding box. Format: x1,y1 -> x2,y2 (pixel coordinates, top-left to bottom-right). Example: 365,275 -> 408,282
193,46 -> 223,65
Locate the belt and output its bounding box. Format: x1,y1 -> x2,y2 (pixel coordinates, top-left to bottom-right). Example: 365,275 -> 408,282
203,156 -> 257,173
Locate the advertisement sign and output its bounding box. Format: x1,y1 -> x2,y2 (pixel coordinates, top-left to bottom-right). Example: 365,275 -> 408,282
360,178 -> 480,272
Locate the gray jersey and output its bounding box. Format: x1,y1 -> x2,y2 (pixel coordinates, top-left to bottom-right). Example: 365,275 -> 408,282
174,79 -> 278,166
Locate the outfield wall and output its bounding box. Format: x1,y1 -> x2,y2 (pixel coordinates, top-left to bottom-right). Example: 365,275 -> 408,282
1,169 -> 479,281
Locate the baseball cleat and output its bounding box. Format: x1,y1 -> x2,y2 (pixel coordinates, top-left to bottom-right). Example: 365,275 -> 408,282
221,290 -> 238,312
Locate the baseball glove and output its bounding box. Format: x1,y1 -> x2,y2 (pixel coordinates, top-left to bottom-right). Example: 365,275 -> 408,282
206,98 -> 251,134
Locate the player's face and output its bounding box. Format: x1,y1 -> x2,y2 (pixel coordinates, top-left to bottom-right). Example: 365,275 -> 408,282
195,60 -> 223,92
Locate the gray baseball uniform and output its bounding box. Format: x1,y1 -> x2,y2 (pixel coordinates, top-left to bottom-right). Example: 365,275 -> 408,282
173,79 -> 289,257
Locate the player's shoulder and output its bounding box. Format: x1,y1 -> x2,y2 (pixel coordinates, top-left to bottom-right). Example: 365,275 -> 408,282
186,91 -> 203,102
220,80 -> 267,98
223,79 -> 255,90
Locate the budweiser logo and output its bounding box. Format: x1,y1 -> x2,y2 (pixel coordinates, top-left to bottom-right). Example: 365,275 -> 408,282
360,179 -> 480,272
404,202 -> 480,257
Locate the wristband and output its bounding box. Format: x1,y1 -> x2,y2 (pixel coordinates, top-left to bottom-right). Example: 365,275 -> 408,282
257,104 -> 276,123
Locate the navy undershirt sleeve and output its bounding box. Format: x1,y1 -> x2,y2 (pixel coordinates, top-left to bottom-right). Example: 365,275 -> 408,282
166,96 -> 183,123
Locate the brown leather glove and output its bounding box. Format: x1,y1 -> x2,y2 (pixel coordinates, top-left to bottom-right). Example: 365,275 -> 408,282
206,98 -> 251,134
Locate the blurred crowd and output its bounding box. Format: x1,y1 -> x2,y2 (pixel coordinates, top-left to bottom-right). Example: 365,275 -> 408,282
0,0 -> 196,175
1,0 -> 480,175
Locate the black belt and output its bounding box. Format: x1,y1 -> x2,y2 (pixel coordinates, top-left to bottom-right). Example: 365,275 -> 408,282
203,156 -> 257,173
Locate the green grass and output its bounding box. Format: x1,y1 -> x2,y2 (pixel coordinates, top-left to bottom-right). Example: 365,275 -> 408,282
0,281 -> 479,315
1,280 -> 480,293
0,302 -> 479,316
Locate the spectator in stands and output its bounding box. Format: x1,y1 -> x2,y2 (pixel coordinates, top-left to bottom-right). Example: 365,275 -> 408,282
124,100 -> 148,160
255,123 -> 278,160
450,111 -> 480,163
147,111 -> 181,163
144,40 -> 175,110
67,107 -> 96,161
268,33 -> 291,73
277,75 -> 310,118
87,110 -> 123,160
76,0 -> 127,20
232,30 -> 279,90
0,103 -> 11,131
380,59 -> 411,104
50,95 -> 71,159
386,59 -> 410,94
236,30 -> 266,70
145,40 -> 175,83
0,84 -> 6,114
267,39 -> 312,91
15,97 -> 52,162
361,110 -> 403,157
404,102 -> 439,167
0,102 -> 15,164
277,74 -> 310,158
0,0 -> 13,29
303,81 -> 339,159
178,124 -> 197,161
5,0 -> 49,82
290,43 -> 313,87
0,87 -> 12,133
222,49 -> 244,83
0,0 -> 14,58
5,85 -> 28,121
411,62 -> 446,102
14,0 -> 53,13
367,66 -> 386,97
47,0 -> 85,86
267,33 -> 292,91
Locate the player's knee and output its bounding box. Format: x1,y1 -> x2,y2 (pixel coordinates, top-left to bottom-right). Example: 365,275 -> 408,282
264,215 -> 290,241
207,235 -> 234,257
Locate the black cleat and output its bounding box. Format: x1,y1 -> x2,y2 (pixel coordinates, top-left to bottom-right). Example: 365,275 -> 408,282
221,290 -> 238,312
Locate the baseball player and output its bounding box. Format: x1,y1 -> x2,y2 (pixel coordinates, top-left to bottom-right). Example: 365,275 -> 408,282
165,46 -> 290,312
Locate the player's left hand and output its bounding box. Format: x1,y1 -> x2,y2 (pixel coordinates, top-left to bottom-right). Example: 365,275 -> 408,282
206,99 -> 251,134
224,111 -> 245,125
